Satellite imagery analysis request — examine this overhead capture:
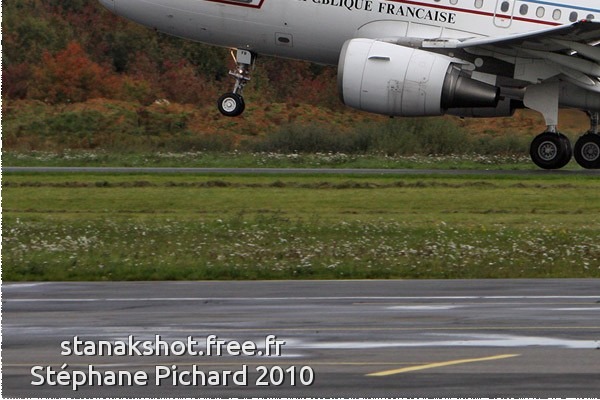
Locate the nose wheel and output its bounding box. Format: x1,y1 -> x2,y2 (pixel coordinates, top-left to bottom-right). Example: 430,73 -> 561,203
218,93 -> 245,117
217,49 -> 255,117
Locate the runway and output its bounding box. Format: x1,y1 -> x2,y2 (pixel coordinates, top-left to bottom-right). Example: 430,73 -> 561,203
3,279 -> 600,397
4,166 -> 600,176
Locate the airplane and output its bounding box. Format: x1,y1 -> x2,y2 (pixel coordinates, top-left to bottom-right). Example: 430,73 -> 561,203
98,0 -> 600,170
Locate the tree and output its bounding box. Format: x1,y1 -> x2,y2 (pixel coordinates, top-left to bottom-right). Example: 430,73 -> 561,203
30,42 -> 122,103
2,62 -> 32,99
159,59 -> 217,106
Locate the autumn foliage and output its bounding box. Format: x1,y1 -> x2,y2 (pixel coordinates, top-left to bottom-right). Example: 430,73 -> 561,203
3,0 -> 339,107
30,42 -> 122,103
4,0 -> 566,154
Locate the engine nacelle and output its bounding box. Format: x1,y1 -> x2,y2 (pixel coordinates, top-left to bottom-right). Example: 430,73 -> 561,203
338,39 -> 500,116
447,99 -> 521,118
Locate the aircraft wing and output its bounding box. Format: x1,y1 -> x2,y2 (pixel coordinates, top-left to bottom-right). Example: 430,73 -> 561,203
456,20 -> 600,51
443,20 -> 600,87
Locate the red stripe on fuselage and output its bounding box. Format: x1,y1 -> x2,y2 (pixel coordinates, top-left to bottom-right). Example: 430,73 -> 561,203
205,0 -> 265,9
205,0 -> 562,26
383,0 -> 561,26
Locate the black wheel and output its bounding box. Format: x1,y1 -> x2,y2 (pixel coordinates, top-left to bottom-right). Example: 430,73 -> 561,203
217,93 -> 245,117
574,133 -> 600,169
558,133 -> 573,167
530,132 -> 572,170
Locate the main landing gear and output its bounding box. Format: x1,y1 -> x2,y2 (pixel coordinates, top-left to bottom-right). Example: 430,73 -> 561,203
529,114 -> 600,170
525,82 -> 600,169
573,112 -> 600,169
217,49 -> 255,117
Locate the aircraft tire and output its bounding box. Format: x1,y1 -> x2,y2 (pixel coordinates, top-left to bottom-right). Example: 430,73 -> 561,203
559,133 -> 573,167
530,132 -> 572,170
218,93 -> 245,117
574,133 -> 600,169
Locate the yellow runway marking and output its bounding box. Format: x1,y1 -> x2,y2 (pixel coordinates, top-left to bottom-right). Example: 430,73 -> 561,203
367,353 -> 521,377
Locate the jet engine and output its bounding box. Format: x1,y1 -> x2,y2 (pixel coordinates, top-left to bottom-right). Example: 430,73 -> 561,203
338,39 -> 500,116
447,99 -> 521,118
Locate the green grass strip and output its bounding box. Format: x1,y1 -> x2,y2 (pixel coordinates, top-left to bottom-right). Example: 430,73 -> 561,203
3,173 -> 600,281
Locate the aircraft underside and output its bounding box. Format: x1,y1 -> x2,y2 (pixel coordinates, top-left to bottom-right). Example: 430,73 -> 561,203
218,45 -> 600,170
98,0 -> 600,170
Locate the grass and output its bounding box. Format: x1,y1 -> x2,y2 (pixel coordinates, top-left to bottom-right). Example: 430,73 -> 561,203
2,150 -> 547,170
3,172 -> 600,281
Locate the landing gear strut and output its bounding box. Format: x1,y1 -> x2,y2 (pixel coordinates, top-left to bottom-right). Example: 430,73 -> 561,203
524,82 -> 572,169
574,112 -> 600,169
217,49 -> 255,117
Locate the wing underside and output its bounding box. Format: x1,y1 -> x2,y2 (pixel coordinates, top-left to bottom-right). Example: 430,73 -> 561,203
430,21 -> 600,90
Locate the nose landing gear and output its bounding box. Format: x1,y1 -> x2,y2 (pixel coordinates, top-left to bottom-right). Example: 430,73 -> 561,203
217,49 -> 255,117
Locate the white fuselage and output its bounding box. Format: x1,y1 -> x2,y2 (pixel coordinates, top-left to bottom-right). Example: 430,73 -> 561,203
99,0 -> 600,170
103,0 -> 600,65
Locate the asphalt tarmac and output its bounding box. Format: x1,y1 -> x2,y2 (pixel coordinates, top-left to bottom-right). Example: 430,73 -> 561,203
2,279 -> 600,398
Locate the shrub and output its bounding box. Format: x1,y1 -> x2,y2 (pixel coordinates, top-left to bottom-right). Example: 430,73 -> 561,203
359,118 -> 473,155
253,118 -> 474,155
29,42 -> 123,103
252,123 -> 368,153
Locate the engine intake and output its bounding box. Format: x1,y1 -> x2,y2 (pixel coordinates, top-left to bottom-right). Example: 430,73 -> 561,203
338,39 -> 500,116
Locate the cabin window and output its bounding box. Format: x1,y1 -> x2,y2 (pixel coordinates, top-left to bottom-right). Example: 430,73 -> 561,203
569,11 -> 579,22
450,0 -> 458,4
500,1 -> 510,13
536,7 -> 545,18
474,0 -> 483,9
587,14 -> 595,20
519,4 -> 528,15
552,9 -> 561,20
